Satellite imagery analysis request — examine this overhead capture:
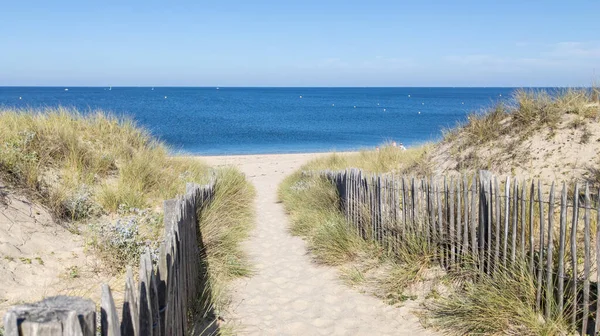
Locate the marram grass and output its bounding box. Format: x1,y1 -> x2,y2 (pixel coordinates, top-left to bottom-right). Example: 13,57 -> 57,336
0,107 -> 255,326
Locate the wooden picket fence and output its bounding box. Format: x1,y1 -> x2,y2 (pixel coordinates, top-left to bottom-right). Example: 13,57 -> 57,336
3,182 -> 216,336
315,168 -> 600,335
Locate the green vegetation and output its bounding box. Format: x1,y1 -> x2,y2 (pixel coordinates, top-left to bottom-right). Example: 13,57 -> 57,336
279,172 -> 377,265
279,169 -> 435,306
0,107 -> 212,220
18,257 -> 31,264
279,88 -> 600,335
0,107 -> 255,323
444,88 -> 600,148
301,143 -> 433,175
430,256 -> 570,335
197,167 -> 255,316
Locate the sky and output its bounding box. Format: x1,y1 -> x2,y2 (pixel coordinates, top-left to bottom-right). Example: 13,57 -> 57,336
1,0 -> 599,87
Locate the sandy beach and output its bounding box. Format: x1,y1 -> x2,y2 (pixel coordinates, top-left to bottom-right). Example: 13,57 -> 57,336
198,152 -> 433,335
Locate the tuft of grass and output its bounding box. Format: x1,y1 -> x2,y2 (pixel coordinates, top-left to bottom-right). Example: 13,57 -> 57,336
429,256 -> 571,335
301,143 -> 433,176
462,104 -> 508,145
0,108 -> 256,327
196,167 -> 255,317
280,170 -> 436,308
378,233 -> 435,305
279,172 -> 377,265
0,107 -> 212,220
19,257 -> 32,264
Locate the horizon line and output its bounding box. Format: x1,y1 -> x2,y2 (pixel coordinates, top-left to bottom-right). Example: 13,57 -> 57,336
0,85 -> 590,89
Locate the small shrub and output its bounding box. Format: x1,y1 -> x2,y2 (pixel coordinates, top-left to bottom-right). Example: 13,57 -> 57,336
88,215 -> 148,270
569,117 -> 586,129
68,266 -> 80,278
581,126 -> 592,144
463,104 -> 507,144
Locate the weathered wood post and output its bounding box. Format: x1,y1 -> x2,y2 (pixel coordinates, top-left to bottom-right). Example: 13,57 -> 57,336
479,170 -> 492,273
3,296 -> 96,336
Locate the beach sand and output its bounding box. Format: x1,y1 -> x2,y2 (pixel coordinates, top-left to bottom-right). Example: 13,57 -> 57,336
199,153 -> 434,335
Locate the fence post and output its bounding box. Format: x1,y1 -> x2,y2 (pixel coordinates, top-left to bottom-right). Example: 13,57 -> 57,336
558,182 -> 567,316
456,178 -> 462,264
492,177 -> 499,275
463,176 -> 469,263
449,179 -> 456,268
511,179 -> 518,263
503,177 -> 510,267
471,174 -> 478,268
582,183 -> 591,334
529,181 -> 535,275
545,182 -> 555,320
101,284 -> 121,336
3,296 -> 96,336
479,170 -> 492,274
571,183 -> 580,329
596,186 -> 600,335
535,181 -> 544,311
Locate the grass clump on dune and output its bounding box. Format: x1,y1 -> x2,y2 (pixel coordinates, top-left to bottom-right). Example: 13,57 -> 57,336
0,107 -> 212,220
444,88 -> 600,148
279,172 -> 374,265
282,145 -> 576,334
0,107 -> 255,315
303,143 -> 433,176
279,165 -> 436,305
197,167 -> 255,315
429,256 -> 571,335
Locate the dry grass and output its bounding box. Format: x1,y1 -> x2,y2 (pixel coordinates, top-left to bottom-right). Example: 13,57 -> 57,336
278,172 -> 377,265
0,107 -> 255,324
429,255 -> 571,335
443,88 -> 600,149
0,107 -> 212,220
302,143 -> 433,176
279,171 -> 436,307
197,167 -> 255,316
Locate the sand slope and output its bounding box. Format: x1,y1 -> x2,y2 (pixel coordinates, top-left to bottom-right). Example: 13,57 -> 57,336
201,154 -> 433,336
0,182 -> 121,316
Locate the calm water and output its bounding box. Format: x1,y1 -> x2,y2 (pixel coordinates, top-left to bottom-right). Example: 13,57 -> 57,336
0,87 -> 517,155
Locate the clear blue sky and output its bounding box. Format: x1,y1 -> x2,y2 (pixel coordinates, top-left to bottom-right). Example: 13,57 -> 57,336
1,0 -> 599,87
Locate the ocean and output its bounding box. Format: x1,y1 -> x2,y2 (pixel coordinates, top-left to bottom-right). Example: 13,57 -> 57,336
0,87 -> 517,155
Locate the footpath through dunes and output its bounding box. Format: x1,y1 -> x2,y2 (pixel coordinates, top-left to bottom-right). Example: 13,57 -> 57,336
201,153 -> 434,336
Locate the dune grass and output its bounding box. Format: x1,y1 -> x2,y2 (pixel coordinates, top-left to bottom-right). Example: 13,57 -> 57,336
0,107 -> 255,322
280,140 -> 580,334
0,107 -> 213,220
302,143 -> 433,176
278,172 -> 376,265
443,88 -> 600,148
197,167 -> 255,316
429,255 -> 571,335
279,168 -> 436,306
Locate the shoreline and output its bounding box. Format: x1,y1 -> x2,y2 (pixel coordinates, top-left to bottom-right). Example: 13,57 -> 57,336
194,151 -> 353,172
173,148 -> 363,158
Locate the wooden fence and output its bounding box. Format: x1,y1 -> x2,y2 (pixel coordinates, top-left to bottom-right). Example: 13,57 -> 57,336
316,168 -> 600,335
3,182 -> 216,336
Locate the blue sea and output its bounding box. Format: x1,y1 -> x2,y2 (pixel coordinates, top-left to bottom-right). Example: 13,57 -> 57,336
0,87 -> 517,155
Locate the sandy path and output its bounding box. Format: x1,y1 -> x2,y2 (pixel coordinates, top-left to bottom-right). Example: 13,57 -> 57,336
201,153 -> 432,336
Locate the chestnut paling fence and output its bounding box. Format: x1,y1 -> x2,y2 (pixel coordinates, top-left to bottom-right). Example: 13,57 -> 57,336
3,182 -> 216,336
315,168 -> 600,335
